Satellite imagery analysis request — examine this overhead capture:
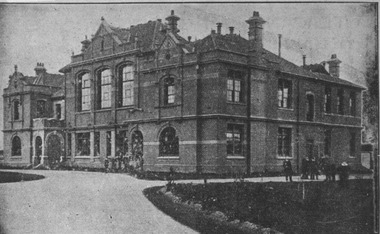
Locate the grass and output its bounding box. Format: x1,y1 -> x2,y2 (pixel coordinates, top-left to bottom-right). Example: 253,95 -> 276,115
0,171 -> 45,183
146,180 -> 373,234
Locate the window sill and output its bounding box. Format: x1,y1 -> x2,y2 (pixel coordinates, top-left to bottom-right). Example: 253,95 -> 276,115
74,156 -> 92,159
278,107 -> 294,111
324,113 -> 359,118
277,156 -> 293,159
349,156 -> 356,158
94,108 -> 111,113
227,156 -> 245,159
158,156 -> 179,159
117,105 -> 135,111
76,111 -> 91,115
10,156 -> 22,160
11,120 -> 23,122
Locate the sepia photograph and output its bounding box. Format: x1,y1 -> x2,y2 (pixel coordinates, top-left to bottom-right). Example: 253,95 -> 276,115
0,2 -> 378,234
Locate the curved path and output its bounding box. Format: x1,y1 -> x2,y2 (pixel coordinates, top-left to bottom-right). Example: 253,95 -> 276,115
0,170 -> 197,234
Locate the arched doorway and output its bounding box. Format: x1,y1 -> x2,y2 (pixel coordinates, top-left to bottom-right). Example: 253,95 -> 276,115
46,133 -> 63,167
35,136 -> 42,165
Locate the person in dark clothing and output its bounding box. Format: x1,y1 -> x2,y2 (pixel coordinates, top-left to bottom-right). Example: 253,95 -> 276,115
283,159 -> 293,182
301,157 -> 309,179
104,157 -> 109,173
337,162 -> 350,187
310,158 -> 319,180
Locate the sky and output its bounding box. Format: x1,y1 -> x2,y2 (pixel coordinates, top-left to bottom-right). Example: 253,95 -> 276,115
0,3 -> 377,150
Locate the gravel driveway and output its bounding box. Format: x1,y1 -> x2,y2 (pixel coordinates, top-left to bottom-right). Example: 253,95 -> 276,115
0,170 -> 197,234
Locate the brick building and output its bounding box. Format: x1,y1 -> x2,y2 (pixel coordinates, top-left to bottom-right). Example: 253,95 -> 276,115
2,10 -> 364,173
2,63 -> 65,167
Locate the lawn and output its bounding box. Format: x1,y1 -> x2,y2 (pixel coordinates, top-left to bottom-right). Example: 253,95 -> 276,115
164,180 -> 373,234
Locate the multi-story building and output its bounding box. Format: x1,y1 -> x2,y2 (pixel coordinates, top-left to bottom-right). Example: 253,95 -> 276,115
2,10 -> 364,173
2,63 -> 65,167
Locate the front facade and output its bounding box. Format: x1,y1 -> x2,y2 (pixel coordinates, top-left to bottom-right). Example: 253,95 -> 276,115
2,11 -> 364,173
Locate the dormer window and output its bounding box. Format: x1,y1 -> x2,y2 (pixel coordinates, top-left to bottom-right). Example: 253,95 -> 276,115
13,100 -> 20,120
36,100 -> 46,118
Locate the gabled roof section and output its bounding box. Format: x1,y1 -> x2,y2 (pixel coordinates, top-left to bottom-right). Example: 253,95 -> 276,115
94,18 -> 122,45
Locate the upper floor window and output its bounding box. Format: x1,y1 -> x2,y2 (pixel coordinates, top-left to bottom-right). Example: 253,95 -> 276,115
159,127 -> 179,156
278,79 -> 292,108
55,104 -> 61,120
226,124 -> 243,156
349,92 -> 356,116
119,65 -> 134,106
324,87 -> 332,113
306,94 -> 314,121
227,70 -> 243,103
12,136 -> 21,156
78,73 -> 91,111
337,89 -> 344,115
164,77 -> 175,105
97,69 -> 111,109
36,100 -> 46,118
278,127 -> 292,157
13,100 -> 20,120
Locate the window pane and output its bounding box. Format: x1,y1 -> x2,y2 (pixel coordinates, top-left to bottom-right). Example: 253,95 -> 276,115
227,79 -> 233,90
235,80 -> 241,91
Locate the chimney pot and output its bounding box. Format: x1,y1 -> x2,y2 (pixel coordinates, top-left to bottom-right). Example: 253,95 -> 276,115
188,36 -> 192,42
303,55 -> 306,66
331,54 -> 337,59
157,19 -> 162,22
211,29 -> 216,34
216,23 -> 222,34
278,34 -> 282,57
229,27 -> 234,34
171,10 -> 174,15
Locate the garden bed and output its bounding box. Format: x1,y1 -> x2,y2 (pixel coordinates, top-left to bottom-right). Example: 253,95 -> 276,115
0,171 -> 44,183
147,180 -> 373,234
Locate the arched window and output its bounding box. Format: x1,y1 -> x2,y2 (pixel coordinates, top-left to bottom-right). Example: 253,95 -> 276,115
78,73 -> 91,111
97,69 -> 111,109
164,77 -> 175,105
12,136 -> 21,156
13,100 -> 20,120
159,127 -> 179,156
119,65 -> 134,107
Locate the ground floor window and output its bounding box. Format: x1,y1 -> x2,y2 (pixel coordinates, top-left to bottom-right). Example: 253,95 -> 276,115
76,133 -> 90,156
67,133 -> 72,156
350,132 -> 356,157
159,127 -> 179,156
278,127 -> 292,157
94,132 -> 100,156
226,124 -> 243,155
116,131 -> 128,157
324,129 -> 331,156
12,136 -> 21,156
131,131 -> 143,156
106,131 -> 112,156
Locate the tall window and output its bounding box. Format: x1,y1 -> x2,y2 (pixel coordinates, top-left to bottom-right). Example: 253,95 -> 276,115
227,70 -> 243,103
324,87 -> 332,113
324,129 -> 331,156
36,100 -> 46,118
12,136 -> 21,156
337,89 -> 344,115
306,94 -> 314,121
67,133 -> 72,156
278,79 -> 292,108
226,124 -> 243,155
98,69 -> 111,109
76,133 -> 90,156
120,65 -> 134,106
13,100 -> 20,120
94,132 -> 100,156
78,73 -> 91,111
116,131 -> 128,157
278,128 -> 292,157
350,132 -> 356,157
159,127 -> 179,156
106,131 -> 112,156
131,131 -> 143,156
55,104 -> 61,120
164,77 -> 175,105
349,92 -> 356,116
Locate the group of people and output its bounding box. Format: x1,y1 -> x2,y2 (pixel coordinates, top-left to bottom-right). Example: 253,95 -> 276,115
283,157 -> 351,186
104,153 -> 144,173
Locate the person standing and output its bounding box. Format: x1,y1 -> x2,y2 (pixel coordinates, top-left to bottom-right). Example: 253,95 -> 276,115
104,156 -> 109,173
337,162 -> 350,187
283,159 -> 293,182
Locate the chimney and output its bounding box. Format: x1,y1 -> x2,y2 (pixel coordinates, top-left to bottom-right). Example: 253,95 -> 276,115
211,29 -> 216,34
303,55 -> 306,66
229,27 -> 234,35
188,36 -> 192,42
216,23 -> 222,34
165,10 -> 180,33
34,62 -> 46,76
278,34 -> 282,57
81,35 -> 91,52
245,11 -> 266,52
326,54 -> 342,78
